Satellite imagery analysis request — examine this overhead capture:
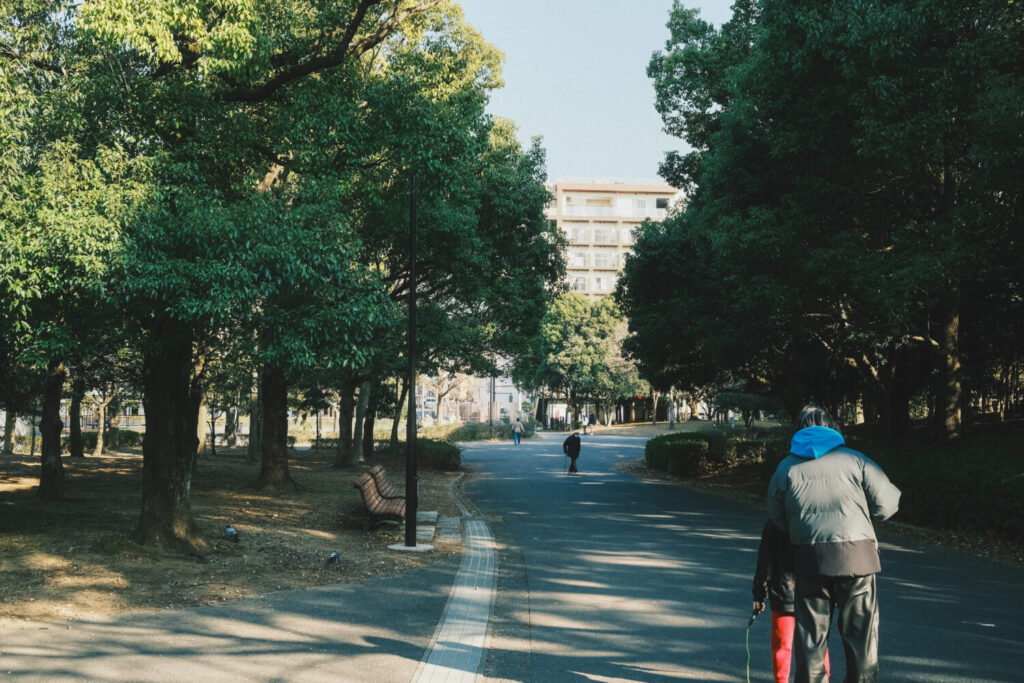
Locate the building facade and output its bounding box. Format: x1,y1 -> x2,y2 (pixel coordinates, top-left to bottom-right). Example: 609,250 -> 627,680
546,180 -> 682,298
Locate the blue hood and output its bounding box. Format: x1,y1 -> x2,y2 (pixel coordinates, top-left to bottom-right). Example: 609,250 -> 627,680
790,426 -> 845,459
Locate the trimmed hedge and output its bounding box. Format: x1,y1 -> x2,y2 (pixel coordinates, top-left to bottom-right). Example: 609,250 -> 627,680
415,438 -> 461,470
706,427 -> 1023,544
362,437 -> 462,471
423,417 -> 538,444
645,434 -> 714,476
863,437 -> 1023,539
5,429 -> 143,454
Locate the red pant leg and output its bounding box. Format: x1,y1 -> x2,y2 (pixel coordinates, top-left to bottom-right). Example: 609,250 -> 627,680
771,611 -> 795,683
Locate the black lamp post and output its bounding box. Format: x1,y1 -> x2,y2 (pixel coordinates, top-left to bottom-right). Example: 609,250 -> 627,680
405,171 -> 419,547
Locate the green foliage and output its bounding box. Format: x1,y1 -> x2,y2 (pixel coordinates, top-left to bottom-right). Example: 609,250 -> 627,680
865,438 -> 1023,539
645,434 -> 713,476
717,428 -> 1023,542
371,435 -> 462,471
1,0 -> 562,542
77,429 -> 142,450
626,0 -> 1024,433
7,429 -> 143,454
415,437 -> 461,471
423,416 -> 538,443
514,293 -> 646,412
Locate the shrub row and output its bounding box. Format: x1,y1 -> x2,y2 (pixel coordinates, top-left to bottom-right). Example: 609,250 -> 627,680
683,427 -> 1023,543
645,434 -> 714,476
423,417 -> 538,444
645,429 -> 792,478
415,438 -> 462,470
864,439 -> 1023,539
368,437 -> 461,471
4,429 -> 143,454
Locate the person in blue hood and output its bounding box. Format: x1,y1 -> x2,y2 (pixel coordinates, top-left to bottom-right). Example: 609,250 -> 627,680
767,405 -> 901,683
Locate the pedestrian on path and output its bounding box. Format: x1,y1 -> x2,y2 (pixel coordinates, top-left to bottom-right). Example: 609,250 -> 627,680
752,519 -> 830,683
512,417 -> 525,446
767,405 -> 901,683
562,430 -> 581,475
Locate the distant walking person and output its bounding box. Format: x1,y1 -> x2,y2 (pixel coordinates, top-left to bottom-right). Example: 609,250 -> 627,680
563,430 -> 581,475
767,405 -> 901,683
512,417 -> 525,446
752,519 -> 830,683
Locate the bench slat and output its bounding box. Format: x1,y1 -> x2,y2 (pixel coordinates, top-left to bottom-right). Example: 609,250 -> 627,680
353,473 -> 405,530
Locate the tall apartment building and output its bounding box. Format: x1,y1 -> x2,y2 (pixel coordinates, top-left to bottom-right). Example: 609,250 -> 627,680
546,180 -> 682,298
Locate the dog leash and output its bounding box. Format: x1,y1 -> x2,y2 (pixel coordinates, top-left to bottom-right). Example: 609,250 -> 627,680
746,609 -> 759,683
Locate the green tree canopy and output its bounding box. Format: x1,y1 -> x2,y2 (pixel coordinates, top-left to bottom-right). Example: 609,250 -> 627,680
621,0 -> 1024,438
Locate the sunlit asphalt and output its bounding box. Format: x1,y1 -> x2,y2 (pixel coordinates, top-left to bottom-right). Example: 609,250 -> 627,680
462,430 -> 1024,682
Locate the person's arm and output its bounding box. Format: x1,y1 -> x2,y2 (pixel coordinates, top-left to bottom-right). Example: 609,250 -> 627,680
862,456 -> 901,520
752,520 -> 773,610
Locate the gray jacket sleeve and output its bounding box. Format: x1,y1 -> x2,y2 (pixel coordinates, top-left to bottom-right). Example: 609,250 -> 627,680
765,465 -> 788,533
862,457 -> 901,521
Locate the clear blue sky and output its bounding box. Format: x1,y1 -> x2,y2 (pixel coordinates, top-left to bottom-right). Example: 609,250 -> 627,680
457,1 -> 735,183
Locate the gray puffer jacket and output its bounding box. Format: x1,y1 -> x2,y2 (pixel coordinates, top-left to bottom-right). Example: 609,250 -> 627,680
767,426 -> 901,577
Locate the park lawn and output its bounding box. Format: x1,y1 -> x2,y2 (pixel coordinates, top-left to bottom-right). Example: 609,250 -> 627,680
0,446 -> 462,625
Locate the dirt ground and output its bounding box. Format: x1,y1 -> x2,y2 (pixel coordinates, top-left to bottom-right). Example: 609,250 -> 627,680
0,445 -> 463,626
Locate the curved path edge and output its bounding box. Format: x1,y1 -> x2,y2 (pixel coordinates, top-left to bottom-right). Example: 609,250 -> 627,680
413,472 -> 497,682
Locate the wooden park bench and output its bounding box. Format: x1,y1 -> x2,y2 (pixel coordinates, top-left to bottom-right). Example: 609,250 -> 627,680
353,472 -> 406,531
368,464 -> 405,500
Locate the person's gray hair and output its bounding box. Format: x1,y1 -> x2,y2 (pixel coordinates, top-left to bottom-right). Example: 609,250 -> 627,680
795,404 -> 839,430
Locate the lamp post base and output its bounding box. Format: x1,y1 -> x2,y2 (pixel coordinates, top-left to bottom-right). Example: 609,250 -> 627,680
388,543 -> 434,552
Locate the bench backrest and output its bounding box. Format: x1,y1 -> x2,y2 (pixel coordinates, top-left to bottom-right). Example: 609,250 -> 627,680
368,464 -> 403,499
354,473 -> 384,509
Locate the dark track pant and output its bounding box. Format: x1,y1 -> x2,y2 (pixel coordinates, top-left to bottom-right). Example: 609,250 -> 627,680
794,574 -> 879,683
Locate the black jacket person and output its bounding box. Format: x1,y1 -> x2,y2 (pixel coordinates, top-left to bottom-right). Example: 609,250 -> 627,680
562,431 -> 581,474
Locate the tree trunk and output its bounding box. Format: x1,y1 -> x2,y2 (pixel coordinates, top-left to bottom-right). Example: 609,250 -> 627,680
390,379 -> 408,452
890,358 -> 912,438
109,399 -> 121,448
69,378 -> 85,458
38,360 -> 66,500
93,400 -> 106,457
351,380 -> 371,463
3,408 -> 15,455
652,392 -> 659,425
224,402 -> 237,447
196,395 -> 208,458
208,407 -> 218,457
937,291 -> 963,440
314,411 -> 320,453
363,407 -> 376,460
247,372 -> 261,463
334,380 -> 356,467
255,364 -> 298,491
134,327 -> 208,552
874,370 -> 895,446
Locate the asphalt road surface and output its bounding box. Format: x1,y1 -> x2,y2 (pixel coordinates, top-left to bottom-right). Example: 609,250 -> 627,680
462,430 -> 1024,683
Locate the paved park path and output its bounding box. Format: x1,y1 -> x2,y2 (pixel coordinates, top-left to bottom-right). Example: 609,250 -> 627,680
463,430 -> 1024,682
2,429 -> 1022,681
